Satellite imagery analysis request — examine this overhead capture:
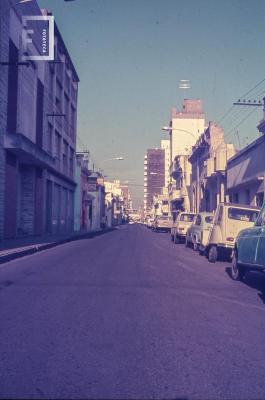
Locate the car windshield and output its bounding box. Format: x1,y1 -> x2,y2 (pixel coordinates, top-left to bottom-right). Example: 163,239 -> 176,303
205,216 -> 213,224
180,214 -> 194,222
228,208 -> 259,222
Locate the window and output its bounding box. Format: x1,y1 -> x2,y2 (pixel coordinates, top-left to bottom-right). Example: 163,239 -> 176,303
228,207 -> 259,223
180,213 -> 194,222
205,216 -> 213,224
70,105 -> 76,138
217,206 -> 223,224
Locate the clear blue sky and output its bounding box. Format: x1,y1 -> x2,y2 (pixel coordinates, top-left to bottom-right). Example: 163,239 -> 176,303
38,0 -> 265,207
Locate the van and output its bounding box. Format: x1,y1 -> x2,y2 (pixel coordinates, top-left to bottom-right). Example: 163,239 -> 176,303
206,202 -> 260,263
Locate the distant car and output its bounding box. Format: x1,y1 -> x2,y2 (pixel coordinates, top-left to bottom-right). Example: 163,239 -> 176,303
171,212 -> 196,243
146,218 -> 154,229
231,203 -> 265,280
206,202 -> 260,263
186,212 -> 213,252
153,215 -> 171,232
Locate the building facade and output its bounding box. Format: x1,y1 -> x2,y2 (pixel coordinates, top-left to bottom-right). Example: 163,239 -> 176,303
166,99 -> 205,215
74,154 -> 93,232
0,1 -> 79,239
144,148 -> 165,213
226,101 -> 265,208
160,139 -> 170,189
189,122 -> 236,213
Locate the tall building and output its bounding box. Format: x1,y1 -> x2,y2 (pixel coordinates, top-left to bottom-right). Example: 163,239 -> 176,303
166,99 -> 206,214
169,99 -> 205,162
144,148 -> 165,213
160,139 -> 170,188
0,1 -> 79,238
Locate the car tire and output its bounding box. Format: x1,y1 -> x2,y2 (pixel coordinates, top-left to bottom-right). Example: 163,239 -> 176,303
231,251 -> 244,281
185,238 -> 189,247
208,245 -> 218,263
171,235 -> 174,242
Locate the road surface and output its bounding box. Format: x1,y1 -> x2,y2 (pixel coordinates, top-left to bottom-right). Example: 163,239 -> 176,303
1,224 -> 265,399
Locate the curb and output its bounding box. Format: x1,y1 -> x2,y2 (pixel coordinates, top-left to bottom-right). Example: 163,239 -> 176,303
0,228 -> 115,265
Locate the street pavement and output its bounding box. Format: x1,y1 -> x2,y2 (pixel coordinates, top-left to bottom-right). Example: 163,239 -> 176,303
1,224 -> 265,399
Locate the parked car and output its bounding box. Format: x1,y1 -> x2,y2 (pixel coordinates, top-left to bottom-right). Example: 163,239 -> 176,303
153,215 -> 171,232
231,202 -> 265,280
146,218 -> 154,229
186,212 -> 213,251
206,202 -> 260,263
171,212 -> 196,243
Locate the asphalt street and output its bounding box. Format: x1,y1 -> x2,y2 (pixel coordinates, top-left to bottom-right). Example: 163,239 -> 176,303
1,224 -> 265,399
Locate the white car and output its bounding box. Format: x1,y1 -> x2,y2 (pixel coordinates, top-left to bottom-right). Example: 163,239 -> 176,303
171,212 -> 196,244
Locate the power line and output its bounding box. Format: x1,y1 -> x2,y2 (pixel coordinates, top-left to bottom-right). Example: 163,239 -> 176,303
217,78 -> 265,125
224,106 -> 259,139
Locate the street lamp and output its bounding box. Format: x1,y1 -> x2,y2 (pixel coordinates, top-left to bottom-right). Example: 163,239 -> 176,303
101,157 -> 124,163
162,126 -> 198,139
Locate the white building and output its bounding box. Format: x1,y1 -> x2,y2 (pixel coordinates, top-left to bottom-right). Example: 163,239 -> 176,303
170,99 -> 205,162
166,99 -> 206,215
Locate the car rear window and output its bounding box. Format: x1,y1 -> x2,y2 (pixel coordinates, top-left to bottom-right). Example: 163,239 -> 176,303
180,214 -> 194,222
228,208 -> 259,222
205,216 -> 213,224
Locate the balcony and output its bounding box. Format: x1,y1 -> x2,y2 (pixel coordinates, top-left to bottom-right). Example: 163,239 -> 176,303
168,188 -> 181,201
4,133 -> 55,169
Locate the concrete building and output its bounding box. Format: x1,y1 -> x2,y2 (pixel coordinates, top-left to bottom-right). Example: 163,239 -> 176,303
160,139 -> 170,188
168,99 -> 205,163
85,172 -> 106,231
166,99 -> 205,215
105,180 -> 124,226
0,1 -> 79,239
189,122 -> 236,213
226,108 -> 265,207
152,193 -> 170,217
120,184 -> 133,220
170,154 -> 192,213
74,154 -> 93,232
144,148 -> 165,213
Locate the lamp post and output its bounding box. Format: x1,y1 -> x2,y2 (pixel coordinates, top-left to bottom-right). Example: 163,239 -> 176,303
101,157 -> 124,163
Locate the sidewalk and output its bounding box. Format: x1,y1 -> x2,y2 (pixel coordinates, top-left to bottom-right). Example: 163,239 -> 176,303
0,228 -> 114,265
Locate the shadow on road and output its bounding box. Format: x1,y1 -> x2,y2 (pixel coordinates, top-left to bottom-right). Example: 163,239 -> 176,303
226,266 -> 265,305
